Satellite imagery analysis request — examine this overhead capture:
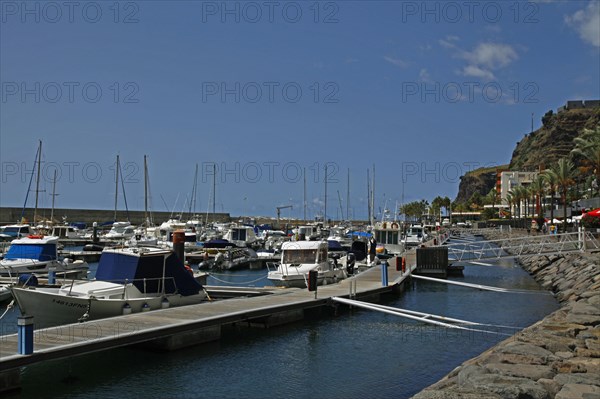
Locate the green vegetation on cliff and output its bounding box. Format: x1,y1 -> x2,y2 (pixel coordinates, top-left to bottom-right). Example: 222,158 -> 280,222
454,106 -> 600,211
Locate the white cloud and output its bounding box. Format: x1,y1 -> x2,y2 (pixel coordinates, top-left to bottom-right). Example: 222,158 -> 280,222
419,68 -> 433,83
439,35 -> 460,49
462,65 -> 495,80
383,56 -> 409,68
462,43 -> 519,69
565,1 -> 600,48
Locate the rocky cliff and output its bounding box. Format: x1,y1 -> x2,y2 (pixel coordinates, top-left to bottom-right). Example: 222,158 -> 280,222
454,107 -> 600,204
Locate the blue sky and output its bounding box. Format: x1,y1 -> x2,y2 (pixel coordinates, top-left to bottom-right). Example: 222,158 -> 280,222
1,0 -> 599,221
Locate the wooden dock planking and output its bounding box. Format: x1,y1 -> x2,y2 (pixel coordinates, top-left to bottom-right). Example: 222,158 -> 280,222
0,255 -> 418,374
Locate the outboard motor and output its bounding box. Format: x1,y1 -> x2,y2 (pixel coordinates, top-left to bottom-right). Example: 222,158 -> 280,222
346,253 -> 355,275
18,274 -> 38,287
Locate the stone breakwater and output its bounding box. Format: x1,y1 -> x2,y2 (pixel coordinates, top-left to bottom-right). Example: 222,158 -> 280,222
412,234 -> 600,399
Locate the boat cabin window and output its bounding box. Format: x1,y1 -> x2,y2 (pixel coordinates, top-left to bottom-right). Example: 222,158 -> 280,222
232,229 -> 247,241
185,234 -> 196,243
283,248 -> 323,264
299,227 -> 313,235
375,231 -> 399,245
4,226 -> 29,235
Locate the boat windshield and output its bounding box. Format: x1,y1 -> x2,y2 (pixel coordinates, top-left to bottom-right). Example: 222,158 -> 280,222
232,229 -> 247,241
283,248 -> 326,264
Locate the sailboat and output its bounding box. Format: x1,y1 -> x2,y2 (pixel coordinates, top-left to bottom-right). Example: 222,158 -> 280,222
105,155 -> 135,241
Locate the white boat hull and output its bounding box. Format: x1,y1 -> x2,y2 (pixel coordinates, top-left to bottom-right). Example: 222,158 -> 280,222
10,286 -> 206,328
267,268 -> 346,288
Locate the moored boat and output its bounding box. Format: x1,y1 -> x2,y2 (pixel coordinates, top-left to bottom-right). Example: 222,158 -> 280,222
10,246 -> 206,328
267,241 -> 347,288
0,235 -> 88,277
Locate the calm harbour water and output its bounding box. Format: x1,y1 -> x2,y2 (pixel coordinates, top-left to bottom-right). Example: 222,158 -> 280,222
1,244 -> 558,399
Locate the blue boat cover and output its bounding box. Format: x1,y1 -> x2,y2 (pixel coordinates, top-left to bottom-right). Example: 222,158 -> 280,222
203,239 -> 234,248
349,231 -> 372,238
5,243 -> 56,261
327,240 -> 344,251
95,251 -> 202,296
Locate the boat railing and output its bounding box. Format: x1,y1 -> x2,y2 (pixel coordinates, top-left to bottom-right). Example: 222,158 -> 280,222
62,276 -> 179,298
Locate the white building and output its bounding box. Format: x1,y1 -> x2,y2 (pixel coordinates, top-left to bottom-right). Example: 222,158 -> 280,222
500,171 -> 538,202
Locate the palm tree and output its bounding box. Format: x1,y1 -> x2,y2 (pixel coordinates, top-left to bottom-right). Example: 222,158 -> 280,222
529,176 -> 546,230
571,125 -> 600,182
549,158 -> 577,232
485,188 -> 498,218
520,186 -> 531,222
505,192 -> 514,220
509,187 -> 521,220
542,169 -> 558,226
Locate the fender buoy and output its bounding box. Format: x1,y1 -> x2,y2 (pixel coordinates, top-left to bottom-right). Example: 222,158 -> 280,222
401,257 -> 406,273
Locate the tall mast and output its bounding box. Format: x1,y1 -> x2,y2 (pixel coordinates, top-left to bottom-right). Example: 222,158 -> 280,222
144,155 -> 148,224
114,155 -> 120,222
212,163 -> 216,221
324,164 -> 328,222
337,190 -> 344,221
193,163 -> 198,215
346,168 -> 350,221
33,140 -> 42,225
367,168 -> 371,223
303,168 -> 307,221
371,164 -> 376,226
50,169 -> 58,224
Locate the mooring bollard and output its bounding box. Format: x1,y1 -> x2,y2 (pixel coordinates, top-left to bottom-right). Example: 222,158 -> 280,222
18,316 -> 34,355
381,261 -> 388,286
48,268 -> 56,285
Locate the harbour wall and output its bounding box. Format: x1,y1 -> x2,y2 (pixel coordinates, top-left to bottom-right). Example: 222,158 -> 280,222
0,207 -> 368,228
0,207 -> 231,226
412,232 -> 600,399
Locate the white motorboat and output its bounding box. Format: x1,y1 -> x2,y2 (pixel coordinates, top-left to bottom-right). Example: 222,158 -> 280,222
267,241 -> 347,288
50,225 -> 82,239
104,221 -> 136,240
0,235 -> 88,277
0,224 -> 35,241
10,246 -> 207,328
404,224 -> 427,248
373,221 -> 405,255
223,225 -> 259,248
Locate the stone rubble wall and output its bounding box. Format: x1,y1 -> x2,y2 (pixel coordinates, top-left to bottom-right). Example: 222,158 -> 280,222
412,232 -> 600,399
